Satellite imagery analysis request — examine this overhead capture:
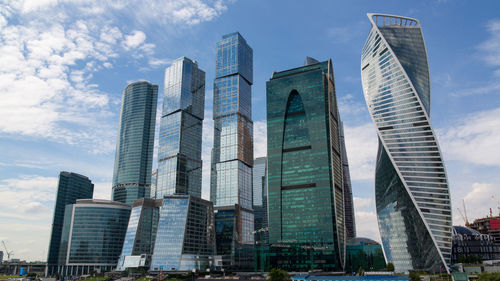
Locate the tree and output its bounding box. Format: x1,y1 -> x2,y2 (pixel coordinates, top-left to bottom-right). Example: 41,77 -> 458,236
386,262 -> 395,272
357,267 -> 365,276
409,272 -> 420,281
269,268 -> 290,281
477,272 -> 500,281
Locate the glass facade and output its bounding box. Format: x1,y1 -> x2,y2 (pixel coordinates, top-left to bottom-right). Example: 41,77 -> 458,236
157,57 -> 205,199
345,237 -> 386,273
47,172 -> 94,275
266,59 -> 345,271
361,13 -> 452,273
150,195 -> 215,271
117,198 -> 162,270
451,226 -> 500,263
210,32 -> 254,269
340,123 -> 356,240
253,157 -> 268,246
112,81 -> 158,205
57,200 -> 131,275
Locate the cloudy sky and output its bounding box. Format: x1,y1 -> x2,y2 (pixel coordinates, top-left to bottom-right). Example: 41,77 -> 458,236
1,0 -> 500,262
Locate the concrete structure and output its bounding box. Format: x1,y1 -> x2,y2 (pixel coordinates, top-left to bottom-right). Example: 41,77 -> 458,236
361,13 -> 452,273
112,81 -> 158,205
451,226 -> 500,263
469,215 -> 500,246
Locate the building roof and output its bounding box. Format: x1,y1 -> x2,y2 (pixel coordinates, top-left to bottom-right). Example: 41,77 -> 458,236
347,237 -> 380,246
453,225 -> 481,236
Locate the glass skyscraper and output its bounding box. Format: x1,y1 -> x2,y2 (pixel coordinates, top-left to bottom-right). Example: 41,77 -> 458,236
210,32 -> 254,270
266,58 -> 345,271
112,81 -> 158,205
156,57 -> 205,199
361,13 -> 452,273
57,199 -> 131,276
117,198 -> 162,271
47,172 -> 94,275
340,123 -> 356,240
253,157 -> 268,244
150,195 -> 215,271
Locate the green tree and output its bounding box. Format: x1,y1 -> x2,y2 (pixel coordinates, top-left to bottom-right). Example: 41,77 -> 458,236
477,272 -> 500,281
409,271 -> 420,281
386,262 -> 395,272
269,268 -> 290,281
357,267 -> 365,276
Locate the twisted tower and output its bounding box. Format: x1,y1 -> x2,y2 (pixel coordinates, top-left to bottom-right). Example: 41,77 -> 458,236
361,13 -> 452,273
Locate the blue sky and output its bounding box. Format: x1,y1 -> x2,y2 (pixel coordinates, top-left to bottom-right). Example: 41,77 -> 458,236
1,0 -> 500,261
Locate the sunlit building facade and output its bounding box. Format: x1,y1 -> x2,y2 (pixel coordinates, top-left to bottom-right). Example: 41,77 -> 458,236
150,195 -> 215,271
47,172 -> 94,275
117,198 -> 162,271
210,32 -> 254,270
156,57 -> 205,199
266,58 -> 345,271
112,81 -> 158,205
58,199 -> 131,275
361,13 -> 452,273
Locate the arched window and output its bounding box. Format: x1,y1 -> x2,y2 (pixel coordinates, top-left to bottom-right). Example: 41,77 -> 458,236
282,90 -> 311,151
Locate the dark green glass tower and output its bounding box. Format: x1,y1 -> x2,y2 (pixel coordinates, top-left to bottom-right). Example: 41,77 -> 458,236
47,172 -> 94,275
266,58 -> 345,271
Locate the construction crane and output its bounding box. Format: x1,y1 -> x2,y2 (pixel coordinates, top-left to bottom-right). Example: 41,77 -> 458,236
1,240 -> 14,260
491,195 -> 500,216
457,207 -> 469,227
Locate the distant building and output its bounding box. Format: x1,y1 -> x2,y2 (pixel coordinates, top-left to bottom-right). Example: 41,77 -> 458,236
340,123 -> 356,240
151,169 -> 158,199
46,172 -> 94,275
117,198 -> 162,271
266,58 -> 345,271
253,157 -> 268,244
156,57 -> 205,199
345,237 -> 386,273
57,199 -> 131,275
210,32 -> 254,270
361,13 -> 452,273
452,226 -> 500,264
0,251 -> 3,263
150,195 -> 215,271
112,81 -> 158,205
469,215 -> 500,246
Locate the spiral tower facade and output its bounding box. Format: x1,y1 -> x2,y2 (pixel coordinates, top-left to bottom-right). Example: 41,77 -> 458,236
361,13 -> 452,273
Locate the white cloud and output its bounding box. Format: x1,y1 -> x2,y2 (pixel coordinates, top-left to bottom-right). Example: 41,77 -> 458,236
124,30 -> 146,50
439,107 -> 500,167
254,120 -> 267,158
479,19 -> 500,68
355,210 -> 381,243
354,197 -> 372,210
344,122 -> 378,180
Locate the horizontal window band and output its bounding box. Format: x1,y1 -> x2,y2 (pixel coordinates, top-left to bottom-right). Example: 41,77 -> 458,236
286,110 -> 306,118
282,145 -> 312,153
281,183 -> 316,190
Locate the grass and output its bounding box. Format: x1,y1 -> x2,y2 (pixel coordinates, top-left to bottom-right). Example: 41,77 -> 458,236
0,276 -> 21,280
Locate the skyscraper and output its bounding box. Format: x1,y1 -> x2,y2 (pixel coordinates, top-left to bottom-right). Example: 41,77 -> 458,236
266,58 -> 345,271
156,57 -> 205,199
47,172 -> 94,275
210,32 -> 254,270
117,198 -> 162,271
340,123 -> 356,240
150,195 -> 215,271
253,157 -> 268,244
58,199 -> 131,275
112,81 -> 158,205
361,13 -> 452,273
